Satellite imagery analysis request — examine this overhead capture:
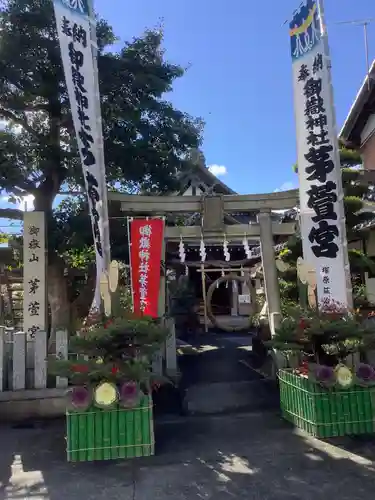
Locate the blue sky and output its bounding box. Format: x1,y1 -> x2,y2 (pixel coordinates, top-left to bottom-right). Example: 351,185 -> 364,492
1,0 -> 374,235
93,0 -> 374,194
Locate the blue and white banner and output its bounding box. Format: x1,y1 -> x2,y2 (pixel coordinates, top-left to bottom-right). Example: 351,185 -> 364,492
290,0 -> 351,309
52,0 -> 111,309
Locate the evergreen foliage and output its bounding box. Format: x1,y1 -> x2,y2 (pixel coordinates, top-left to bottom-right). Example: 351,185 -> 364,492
49,315 -> 170,391
270,303 -> 375,366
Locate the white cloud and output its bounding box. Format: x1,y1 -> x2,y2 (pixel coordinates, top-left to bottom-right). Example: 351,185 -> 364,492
274,181 -> 297,192
17,194 -> 35,212
208,164 -> 227,177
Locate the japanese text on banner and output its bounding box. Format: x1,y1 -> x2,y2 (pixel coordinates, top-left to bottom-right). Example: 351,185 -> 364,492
290,0 -> 350,309
129,219 -> 164,318
52,0 -> 110,309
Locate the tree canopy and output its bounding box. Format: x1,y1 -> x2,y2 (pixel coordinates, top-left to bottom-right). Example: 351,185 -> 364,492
0,0 -> 203,216
0,0 -> 203,329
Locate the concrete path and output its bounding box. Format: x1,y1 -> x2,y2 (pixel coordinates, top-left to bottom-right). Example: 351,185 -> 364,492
185,379 -> 279,414
1,411 -> 375,499
178,332 -> 279,414
179,332 -> 257,386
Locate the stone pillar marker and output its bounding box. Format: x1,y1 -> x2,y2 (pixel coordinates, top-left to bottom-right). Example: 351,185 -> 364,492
258,209 -> 281,335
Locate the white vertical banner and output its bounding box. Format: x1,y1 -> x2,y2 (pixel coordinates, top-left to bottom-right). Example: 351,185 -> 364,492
290,0 -> 352,309
52,0 -> 111,309
23,212 -> 47,339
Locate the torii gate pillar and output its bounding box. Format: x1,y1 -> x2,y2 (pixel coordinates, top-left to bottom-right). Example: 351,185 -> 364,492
258,209 -> 282,335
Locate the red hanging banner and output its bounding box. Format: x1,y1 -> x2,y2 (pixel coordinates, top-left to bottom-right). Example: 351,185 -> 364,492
129,218 -> 164,317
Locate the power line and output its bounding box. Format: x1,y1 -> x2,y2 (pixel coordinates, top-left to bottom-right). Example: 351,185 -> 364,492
335,18 -> 375,91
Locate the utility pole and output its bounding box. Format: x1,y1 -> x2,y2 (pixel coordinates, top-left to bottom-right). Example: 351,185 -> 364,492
335,18 -> 375,90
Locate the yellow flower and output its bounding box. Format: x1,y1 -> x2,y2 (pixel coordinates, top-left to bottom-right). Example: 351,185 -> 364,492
334,364 -> 353,389
94,382 -> 118,408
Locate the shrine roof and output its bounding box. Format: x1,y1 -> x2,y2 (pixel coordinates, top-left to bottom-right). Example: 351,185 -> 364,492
340,60 -> 375,148
176,159 -> 236,195
353,215 -> 375,233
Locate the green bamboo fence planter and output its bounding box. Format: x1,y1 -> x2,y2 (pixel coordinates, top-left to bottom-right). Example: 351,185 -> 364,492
66,394 -> 154,462
278,369 -> 375,438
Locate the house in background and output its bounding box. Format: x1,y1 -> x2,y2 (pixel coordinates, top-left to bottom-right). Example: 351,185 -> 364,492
340,60 -> 375,303
340,60 -> 375,171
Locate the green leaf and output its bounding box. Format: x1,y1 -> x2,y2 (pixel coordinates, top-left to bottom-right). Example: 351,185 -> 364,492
0,0 -> 204,327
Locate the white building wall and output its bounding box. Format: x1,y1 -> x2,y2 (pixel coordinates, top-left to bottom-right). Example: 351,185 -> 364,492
361,121 -> 375,171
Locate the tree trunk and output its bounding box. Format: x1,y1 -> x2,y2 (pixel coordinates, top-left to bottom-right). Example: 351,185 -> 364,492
71,266 -> 96,322
48,257 -> 71,337
48,258 -> 96,349
33,188 -> 96,342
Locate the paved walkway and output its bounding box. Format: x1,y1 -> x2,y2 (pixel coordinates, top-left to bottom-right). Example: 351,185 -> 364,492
179,332 -> 257,385
2,411 -> 375,499
178,332 -> 279,414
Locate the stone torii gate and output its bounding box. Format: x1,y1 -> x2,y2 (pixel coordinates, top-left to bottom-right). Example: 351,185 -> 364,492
108,189 -> 298,352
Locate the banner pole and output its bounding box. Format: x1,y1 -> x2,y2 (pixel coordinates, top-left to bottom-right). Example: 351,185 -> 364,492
317,0 -> 353,309
127,217 -> 134,312
86,0 -> 111,276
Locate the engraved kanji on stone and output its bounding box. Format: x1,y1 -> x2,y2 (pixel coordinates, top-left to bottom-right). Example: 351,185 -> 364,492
29,253 -> 39,263
28,278 -> 40,294
28,301 -> 40,316
28,225 -> 40,236
27,325 -> 40,339
29,239 -> 40,250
